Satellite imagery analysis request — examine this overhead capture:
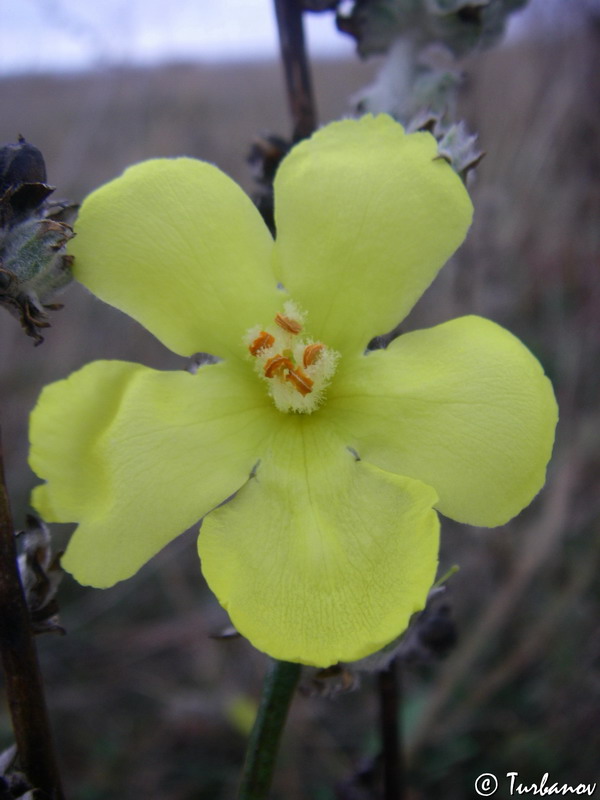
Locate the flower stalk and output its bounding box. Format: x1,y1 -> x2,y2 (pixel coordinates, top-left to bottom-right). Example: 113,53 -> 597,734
273,0 -> 318,141
378,659 -> 405,800
237,659 -> 302,800
0,427 -> 65,799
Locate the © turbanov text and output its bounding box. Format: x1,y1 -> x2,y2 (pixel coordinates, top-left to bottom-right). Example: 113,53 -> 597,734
506,772 -> 597,796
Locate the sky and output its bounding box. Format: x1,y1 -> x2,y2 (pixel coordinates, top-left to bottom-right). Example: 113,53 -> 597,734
0,0 -> 354,74
0,0 -> 590,76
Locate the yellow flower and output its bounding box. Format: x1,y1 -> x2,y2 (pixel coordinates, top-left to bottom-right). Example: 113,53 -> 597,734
28,115 -> 557,667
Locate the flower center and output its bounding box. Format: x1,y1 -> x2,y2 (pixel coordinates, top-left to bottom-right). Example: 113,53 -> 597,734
245,301 -> 339,414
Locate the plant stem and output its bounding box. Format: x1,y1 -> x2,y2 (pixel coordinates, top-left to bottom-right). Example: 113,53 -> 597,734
0,426 -> 65,799
237,659 -> 302,800
273,0 -> 318,141
378,659 -> 405,800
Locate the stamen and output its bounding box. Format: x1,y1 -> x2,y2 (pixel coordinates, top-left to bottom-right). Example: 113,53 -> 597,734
303,343 -> 324,367
275,313 -> 302,335
245,303 -> 339,413
264,354 -> 294,378
285,367 -> 314,396
249,331 -> 275,356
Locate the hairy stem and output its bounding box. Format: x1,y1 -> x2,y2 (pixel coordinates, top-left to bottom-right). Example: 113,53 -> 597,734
273,0 -> 318,141
237,659 -> 302,800
0,427 -> 65,799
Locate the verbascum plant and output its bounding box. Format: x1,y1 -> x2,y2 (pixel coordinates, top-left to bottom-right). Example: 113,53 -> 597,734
29,115 -> 557,667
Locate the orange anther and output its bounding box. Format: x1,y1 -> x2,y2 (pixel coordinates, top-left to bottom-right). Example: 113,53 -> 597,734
303,343 -> 324,367
249,331 -> 275,356
275,313 -> 302,335
264,354 -> 294,378
285,367 -> 314,396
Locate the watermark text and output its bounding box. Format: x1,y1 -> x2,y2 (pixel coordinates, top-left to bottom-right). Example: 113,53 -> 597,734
474,772 -> 597,797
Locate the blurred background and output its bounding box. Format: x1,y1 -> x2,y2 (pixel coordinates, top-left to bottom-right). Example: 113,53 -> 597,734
1,1 -> 599,798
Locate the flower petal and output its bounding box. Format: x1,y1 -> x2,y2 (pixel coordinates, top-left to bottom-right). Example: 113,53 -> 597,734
69,159 -> 281,359
199,419 -> 439,667
273,115 -> 473,354
30,360 -> 274,586
325,315 -> 558,526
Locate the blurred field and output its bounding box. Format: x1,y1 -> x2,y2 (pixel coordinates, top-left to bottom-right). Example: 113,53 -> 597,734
1,26 -> 599,800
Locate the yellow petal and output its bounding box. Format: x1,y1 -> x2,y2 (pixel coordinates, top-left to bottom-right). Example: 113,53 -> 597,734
69,159 -> 281,359
273,114 -> 473,355
199,417 -> 439,667
29,360 -> 274,585
326,315 -> 558,526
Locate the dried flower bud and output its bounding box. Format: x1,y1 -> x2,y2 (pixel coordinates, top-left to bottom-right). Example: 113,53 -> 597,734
0,137 -> 52,222
436,120 -> 485,181
0,744 -> 38,799
0,137 -> 75,344
16,515 -> 64,636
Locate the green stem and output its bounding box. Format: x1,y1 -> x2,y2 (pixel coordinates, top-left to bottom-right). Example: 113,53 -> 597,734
237,659 -> 302,800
